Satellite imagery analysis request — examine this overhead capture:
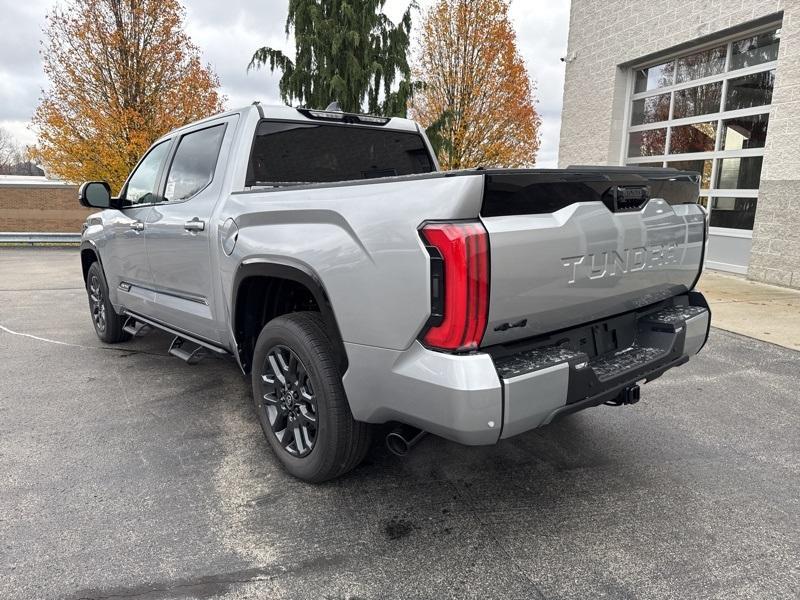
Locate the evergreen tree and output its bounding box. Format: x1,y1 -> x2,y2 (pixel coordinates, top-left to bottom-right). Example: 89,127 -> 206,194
249,0 -> 415,116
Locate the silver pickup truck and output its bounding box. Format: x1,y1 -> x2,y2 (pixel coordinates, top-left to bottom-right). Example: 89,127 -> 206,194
79,103 -> 710,482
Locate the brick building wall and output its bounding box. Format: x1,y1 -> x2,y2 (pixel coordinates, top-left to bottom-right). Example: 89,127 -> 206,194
0,181 -> 91,233
559,1 -> 800,288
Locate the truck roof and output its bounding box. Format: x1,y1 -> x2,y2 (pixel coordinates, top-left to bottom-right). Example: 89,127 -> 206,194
159,103 -> 421,142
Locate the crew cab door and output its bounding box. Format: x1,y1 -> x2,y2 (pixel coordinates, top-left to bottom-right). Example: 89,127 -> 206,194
104,139 -> 172,315
144,118 -> 234,343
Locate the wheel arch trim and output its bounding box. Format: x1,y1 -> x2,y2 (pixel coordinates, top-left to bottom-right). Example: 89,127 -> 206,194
80,240 -> 103,282
231,258 -> 348,373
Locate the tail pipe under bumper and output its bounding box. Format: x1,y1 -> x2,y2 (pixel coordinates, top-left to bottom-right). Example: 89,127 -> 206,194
385,425 -> 427,456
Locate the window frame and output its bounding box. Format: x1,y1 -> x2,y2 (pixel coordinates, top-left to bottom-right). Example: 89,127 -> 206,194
244,118 -> 436,188
119,139 -> 174,208
621,21 -> 781,235
161,122 -> 228,205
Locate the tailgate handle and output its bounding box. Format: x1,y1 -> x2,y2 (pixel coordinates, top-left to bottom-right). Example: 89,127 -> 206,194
604,186 -> 650,212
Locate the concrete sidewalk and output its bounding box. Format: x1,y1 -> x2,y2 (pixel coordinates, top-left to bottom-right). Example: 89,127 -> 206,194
698,270 -> 800,351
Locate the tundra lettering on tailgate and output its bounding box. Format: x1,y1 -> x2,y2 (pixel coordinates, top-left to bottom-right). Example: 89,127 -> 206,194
561,240 -> 682,285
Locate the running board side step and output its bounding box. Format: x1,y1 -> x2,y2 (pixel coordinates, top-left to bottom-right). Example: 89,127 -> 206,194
169,337 -> 207,365
122,316 -> 151,338
121,310 -> 230,365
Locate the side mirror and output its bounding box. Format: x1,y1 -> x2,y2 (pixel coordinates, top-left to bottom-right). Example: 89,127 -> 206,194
79,181 -> 112,209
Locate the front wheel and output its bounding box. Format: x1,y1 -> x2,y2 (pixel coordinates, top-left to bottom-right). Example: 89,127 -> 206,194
251,312 -> 371,482
86,261 -> 130,343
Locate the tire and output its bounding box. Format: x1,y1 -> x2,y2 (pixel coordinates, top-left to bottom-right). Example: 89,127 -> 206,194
86,261 -> 130,343
251,312 -> 371,482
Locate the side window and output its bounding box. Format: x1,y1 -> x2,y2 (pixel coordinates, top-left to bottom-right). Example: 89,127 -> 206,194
124,141 -> 171,205
164,124 -> 226,203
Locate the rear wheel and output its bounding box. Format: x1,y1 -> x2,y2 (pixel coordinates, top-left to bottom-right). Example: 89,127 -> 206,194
86,261 -> 130,343
251,312 -> 371,482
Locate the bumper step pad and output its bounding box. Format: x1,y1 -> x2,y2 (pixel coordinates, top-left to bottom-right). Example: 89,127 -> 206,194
495,347 -> 585,380
590,344 -> 665,381
493,295 -> 710,436
639,305 -> 707,329
493,301 -> 708,386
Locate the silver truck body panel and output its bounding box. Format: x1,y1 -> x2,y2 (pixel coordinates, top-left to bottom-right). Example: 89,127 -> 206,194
99,205 -> 156,316
481,199 -> 706,346
342,341 -> 503,445
141,114 -> 241,343
500,363 -> 570,439
683,309 -> 710,357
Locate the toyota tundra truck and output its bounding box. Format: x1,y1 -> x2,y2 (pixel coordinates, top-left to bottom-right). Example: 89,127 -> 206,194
78,103 -> 710,482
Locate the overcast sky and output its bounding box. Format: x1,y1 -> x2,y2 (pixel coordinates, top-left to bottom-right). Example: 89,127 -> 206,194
0,0 -> 570,167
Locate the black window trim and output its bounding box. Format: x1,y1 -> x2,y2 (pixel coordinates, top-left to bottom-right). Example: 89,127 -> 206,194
244,118 -> 435,188
119,138 -> 174,210
158,121 -> 229,206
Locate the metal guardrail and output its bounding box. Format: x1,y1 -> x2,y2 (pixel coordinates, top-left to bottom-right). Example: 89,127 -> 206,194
0,232 -> 81,244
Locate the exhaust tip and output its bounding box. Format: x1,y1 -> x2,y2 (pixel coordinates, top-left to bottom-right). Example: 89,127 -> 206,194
386,431 -> 411,456
385,425 -> 427,457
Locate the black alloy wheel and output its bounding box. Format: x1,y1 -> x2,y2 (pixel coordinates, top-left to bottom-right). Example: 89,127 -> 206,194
250,312 -> 371,482
258,345 -> 318,457
88,273 -> 108,334
85,261 -> 130,343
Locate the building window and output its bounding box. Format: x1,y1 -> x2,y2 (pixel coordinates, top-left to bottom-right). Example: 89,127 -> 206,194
625,26 -> 781,232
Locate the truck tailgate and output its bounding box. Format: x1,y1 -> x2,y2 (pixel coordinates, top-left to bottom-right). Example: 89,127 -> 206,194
479,169 -> 706,347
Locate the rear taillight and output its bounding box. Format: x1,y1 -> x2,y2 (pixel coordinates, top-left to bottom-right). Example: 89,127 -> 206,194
419,221 -> 489,352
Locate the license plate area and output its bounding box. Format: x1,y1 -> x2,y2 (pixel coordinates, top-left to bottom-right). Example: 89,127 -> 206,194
551,313 -> 635,362
592,322 -> 619,355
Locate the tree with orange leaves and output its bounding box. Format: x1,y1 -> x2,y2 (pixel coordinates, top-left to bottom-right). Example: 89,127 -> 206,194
31,0 -> 225,192
411,0 -> 540,169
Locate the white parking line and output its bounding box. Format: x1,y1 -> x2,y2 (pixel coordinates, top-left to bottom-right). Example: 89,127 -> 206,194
0,324 -> 86,348
0,323 -> 170,357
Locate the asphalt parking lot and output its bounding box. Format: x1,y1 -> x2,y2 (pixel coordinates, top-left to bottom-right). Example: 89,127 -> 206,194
1,248 -> 798,600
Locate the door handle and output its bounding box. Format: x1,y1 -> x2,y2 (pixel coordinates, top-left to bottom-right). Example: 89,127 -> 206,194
129,221 -> 144,232
184,218 -> 205,232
